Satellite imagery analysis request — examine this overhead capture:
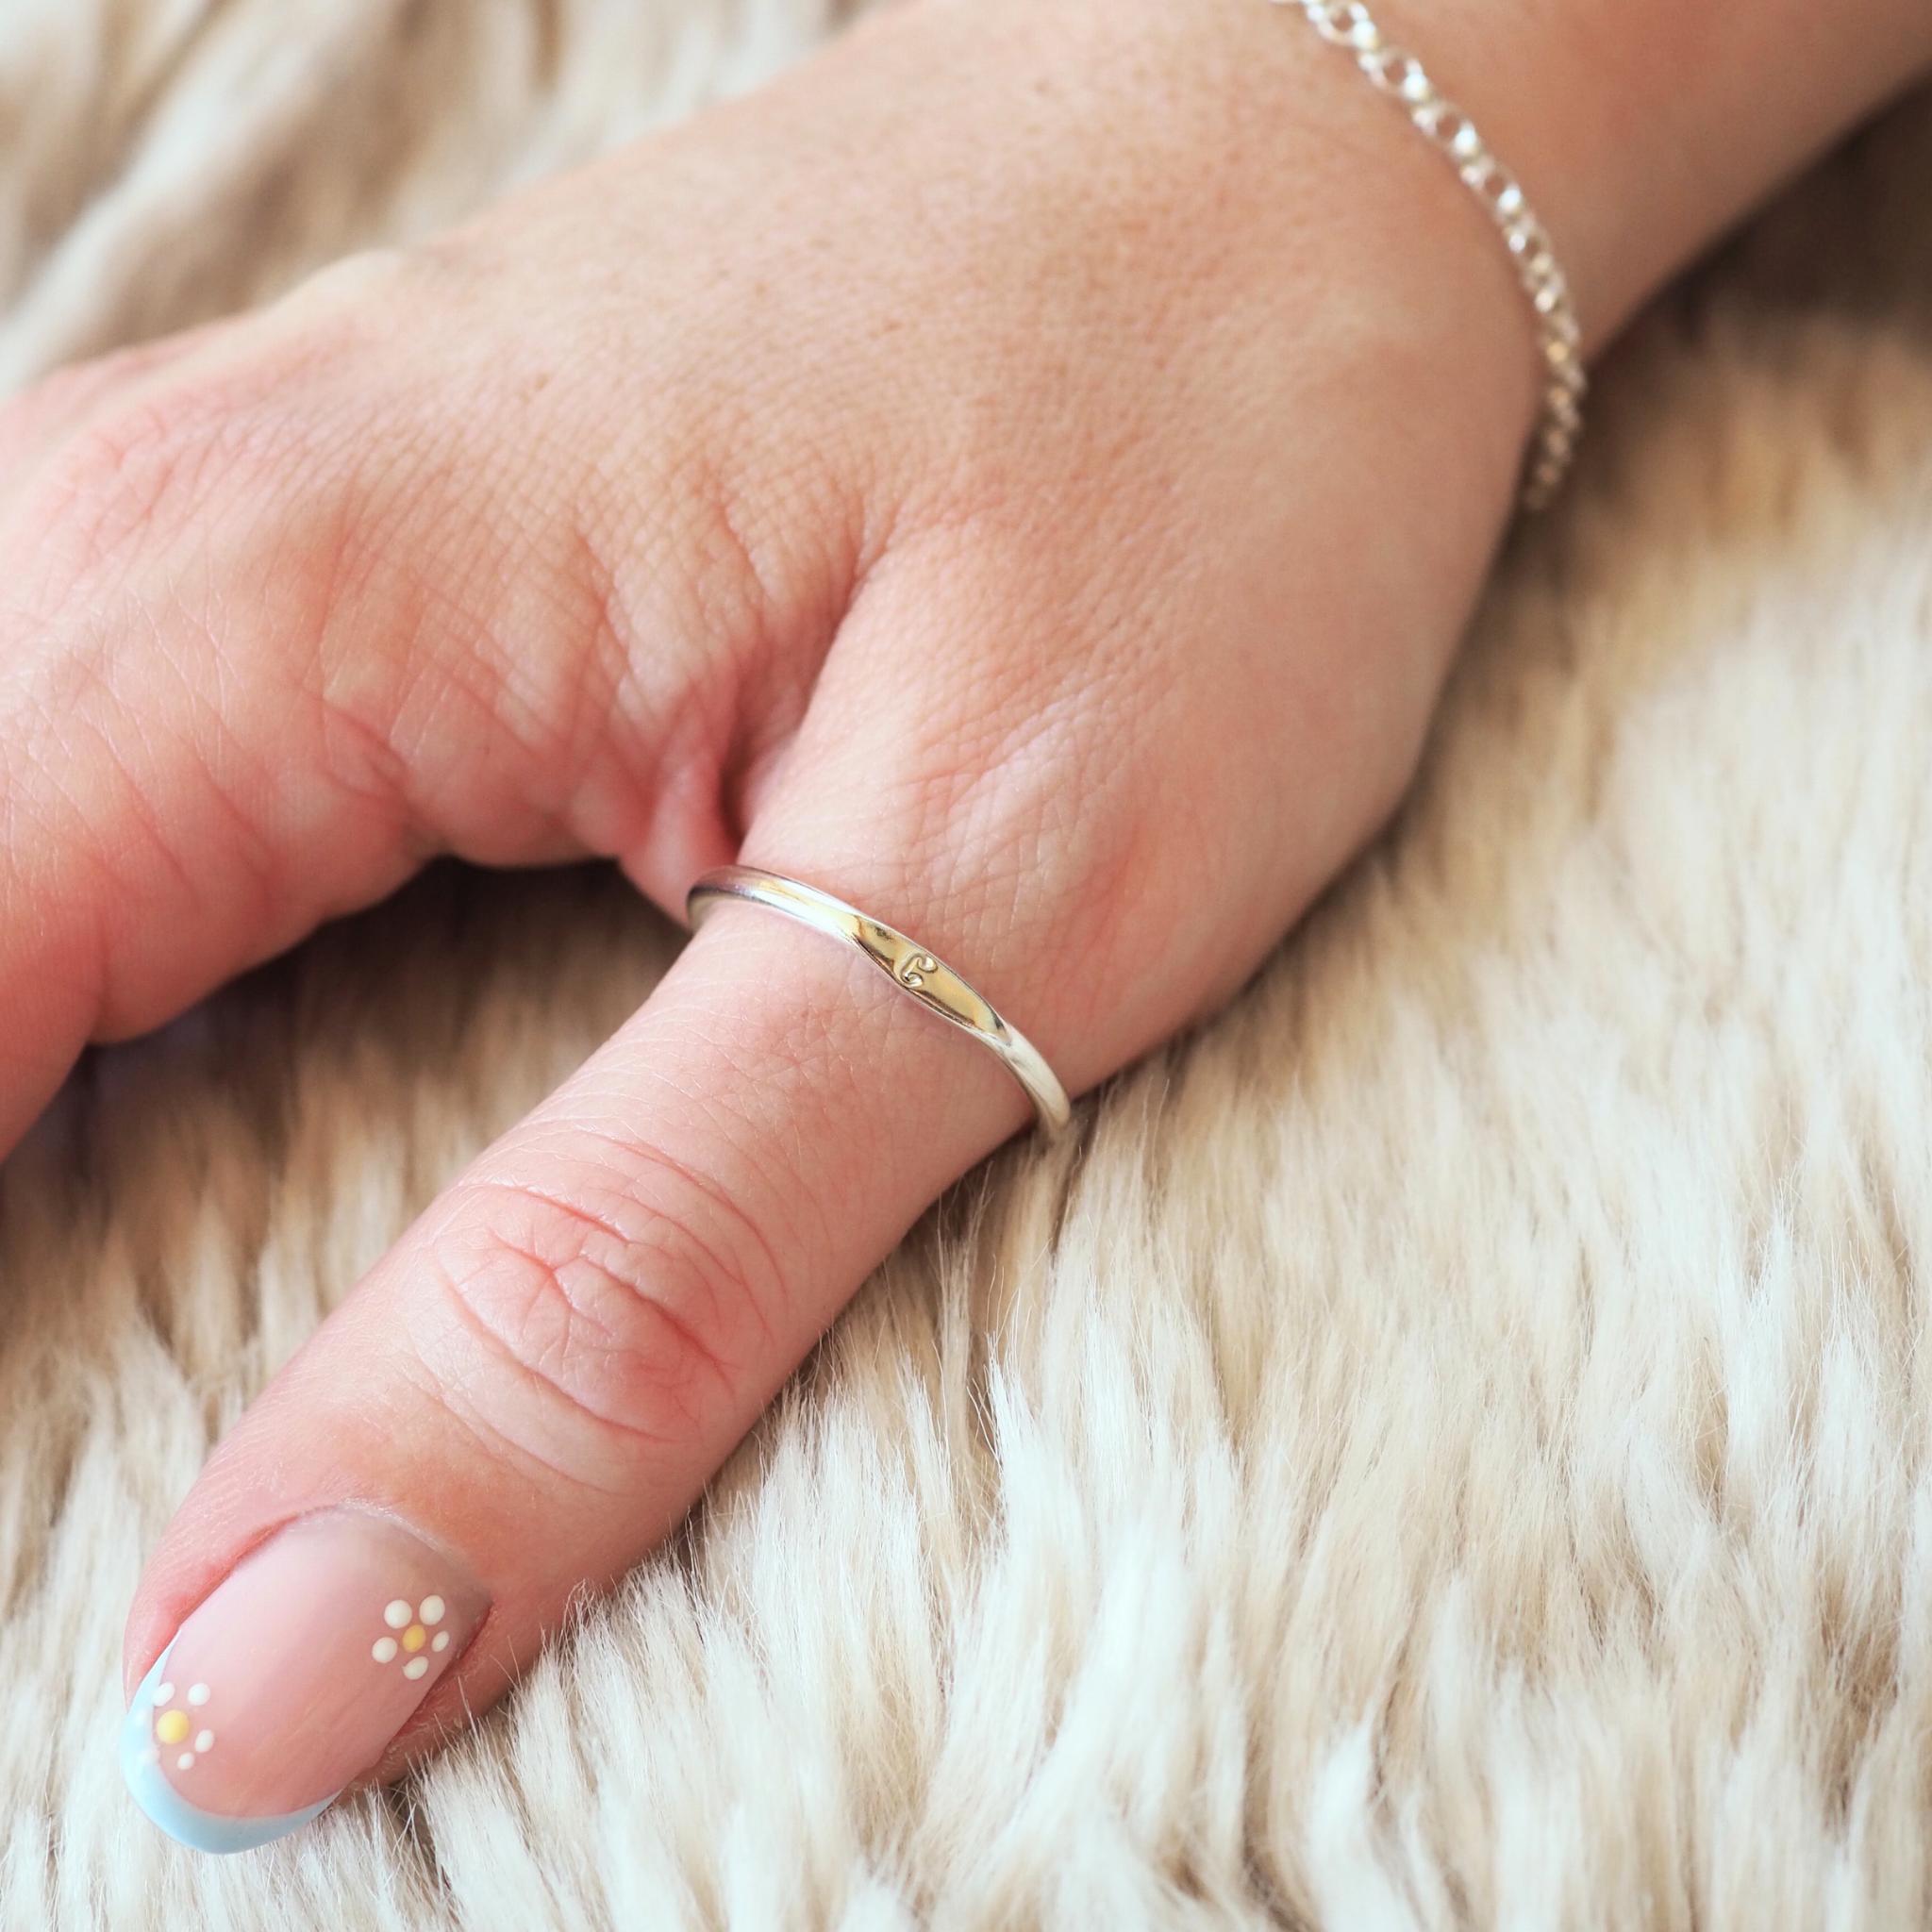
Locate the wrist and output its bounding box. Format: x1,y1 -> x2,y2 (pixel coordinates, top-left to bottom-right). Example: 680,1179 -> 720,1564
1021,0 -> 1932,360
881,0 -> 1550,509
872,0 -> 1928,532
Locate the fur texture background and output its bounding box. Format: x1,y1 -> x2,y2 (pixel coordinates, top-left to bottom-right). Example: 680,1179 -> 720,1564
3,3 -> 1932,1926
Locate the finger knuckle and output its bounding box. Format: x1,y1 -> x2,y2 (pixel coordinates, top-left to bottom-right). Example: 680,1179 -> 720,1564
281,243 -> 423,320
433,1145 -> 782,1451
8,375 -> 291,604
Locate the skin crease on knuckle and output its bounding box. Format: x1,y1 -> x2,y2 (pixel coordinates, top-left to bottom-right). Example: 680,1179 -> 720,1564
413,1133 -> 793,1486
427,1224 -> 726,1474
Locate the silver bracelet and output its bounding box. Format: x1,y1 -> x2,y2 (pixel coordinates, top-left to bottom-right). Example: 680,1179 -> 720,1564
1275,0 -> 1587,511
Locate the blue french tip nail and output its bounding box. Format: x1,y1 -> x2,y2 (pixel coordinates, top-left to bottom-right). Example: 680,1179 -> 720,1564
118,1511 -> 487,1855
120,1646 -> 334,1855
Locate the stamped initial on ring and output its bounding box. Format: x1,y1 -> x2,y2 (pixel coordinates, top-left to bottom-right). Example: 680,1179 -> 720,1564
896,951 -> 941,991
685,867 -> 1072,1135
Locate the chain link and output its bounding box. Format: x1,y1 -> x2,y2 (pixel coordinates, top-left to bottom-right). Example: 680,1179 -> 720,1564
1274,0 -> 1586,510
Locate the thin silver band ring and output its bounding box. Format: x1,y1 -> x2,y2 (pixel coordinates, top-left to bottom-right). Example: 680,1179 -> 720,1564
685,865 -> 1073,1137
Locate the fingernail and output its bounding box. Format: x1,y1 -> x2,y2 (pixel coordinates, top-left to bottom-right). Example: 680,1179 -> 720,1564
120,1508 -> 487,1854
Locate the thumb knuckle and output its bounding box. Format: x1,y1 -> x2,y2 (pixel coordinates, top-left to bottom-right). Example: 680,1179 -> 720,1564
425,1142 -> 782,1459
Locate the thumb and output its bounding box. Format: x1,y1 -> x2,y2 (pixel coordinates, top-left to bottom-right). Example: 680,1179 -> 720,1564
118,857 -> 1050,1853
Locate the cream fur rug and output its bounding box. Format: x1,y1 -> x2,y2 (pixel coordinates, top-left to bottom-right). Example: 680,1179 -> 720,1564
4,4 -> 1932,1927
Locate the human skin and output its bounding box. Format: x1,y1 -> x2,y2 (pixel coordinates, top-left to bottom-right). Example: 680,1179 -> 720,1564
0,0 -> 1920,1849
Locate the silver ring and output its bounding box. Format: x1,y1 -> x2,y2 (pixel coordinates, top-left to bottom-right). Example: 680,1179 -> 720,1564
685,865 -> 1073,1137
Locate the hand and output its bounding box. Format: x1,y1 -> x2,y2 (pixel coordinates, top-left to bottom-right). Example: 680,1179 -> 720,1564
0,0 -> 1918,1854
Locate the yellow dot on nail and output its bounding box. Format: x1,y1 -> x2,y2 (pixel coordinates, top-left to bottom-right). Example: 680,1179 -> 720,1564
156,1710 -> 190,1745
383,1599 -> 412,1628
403,1624 -> 426,1653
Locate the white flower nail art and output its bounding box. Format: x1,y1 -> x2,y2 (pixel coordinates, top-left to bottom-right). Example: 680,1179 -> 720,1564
371,1593 -> 449,1679
149,1680 -> 215,1771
